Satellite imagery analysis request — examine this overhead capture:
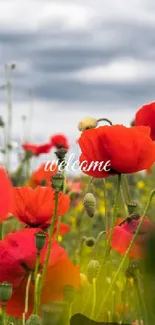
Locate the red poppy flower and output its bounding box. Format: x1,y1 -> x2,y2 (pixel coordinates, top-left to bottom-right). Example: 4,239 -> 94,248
0,167 -> 13,221
50,134 -> 69,150
26,163 -> 58,188
66,179 -> 83,194
108,216 -> 154,258
78,125 -> 155,178
22,142 -> 52,156
11,186 -> 70,229
0,228 -> 80,318
135,102 -> 155,141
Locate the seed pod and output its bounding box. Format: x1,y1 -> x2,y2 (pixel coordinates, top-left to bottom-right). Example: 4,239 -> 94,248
78,117 -> 98,132
0,282 -> 12,303
80,273 -> 89,287
52,173 -> 64,191
85,237 -> 96,247
125,260 -> 140,279
26,315 -> 42,325
35,232 -> 47,252
86,259 -> 100,284
83,193 -> 96,218
127,202 -> 138,214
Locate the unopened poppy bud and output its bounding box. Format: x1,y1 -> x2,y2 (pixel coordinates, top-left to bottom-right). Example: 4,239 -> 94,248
7,143 -> 12,150
86,259 -> 100,283
127,202 -> 138,214
26,315 -> 42,325
52,173 -> 64,191
0,117 -> 4,127
42,301 -> 69,325
83,193 -> 96,218
85,237 -> 96,247
35,232 -> 46,252
78,117 -> 98,132
80,273 -> 89,287
125,260 -> 139,279
55,148 -> 68,160
0,282 -> 12,303
63,285 -> 75,304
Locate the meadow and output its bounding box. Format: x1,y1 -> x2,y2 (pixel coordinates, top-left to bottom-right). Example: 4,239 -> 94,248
0,103 -> 155,325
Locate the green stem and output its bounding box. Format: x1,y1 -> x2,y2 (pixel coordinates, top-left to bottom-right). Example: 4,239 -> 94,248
55,216 -> 61,242
34,253 -> 40,282
33,252 -> 40,313
97,118 -> 113,126
2,304 -> 6,325
102,179 -> 108,231
96,188 -> 155,319
90,278 -> 97,320
123,174 -> 131,203
120,185 -> 129,217
0,222 -> 3,240
39,191 -> 59,293
34,274 -> 41,315
103,174 -> 122,260
134,284 -> 141,325
93,231 -> 106,259
62,169 -> 66,194
22,273 -> 32,325
134,276 -> 148,325
87,177 -> 94,192
134,280 -> 147,325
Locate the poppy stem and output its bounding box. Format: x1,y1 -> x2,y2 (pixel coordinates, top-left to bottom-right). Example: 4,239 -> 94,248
90,278 -> 97,320
0,222 -> 3,240
103,174 -> 122,260
102,179 -> 108,232
134,277 -> 148,325
123,174 -> 131,204
55,216 -> 61,241
33,253 -> 40,313
39,190 -> 59,294
34,274 -> 41,315
1,304 -> 6,325
97,118 -> 113,126
22,273 -> 32,325
93,231 -> 106,259
96,188 -> 155,319
34,253 -> 40,282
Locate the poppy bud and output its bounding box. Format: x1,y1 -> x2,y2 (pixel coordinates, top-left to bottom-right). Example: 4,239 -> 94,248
86,259 -> 100,283
0,282 -> 12,304
42,301 -> 69,325
35,232 -> 46,252
127,202 -> 138,214
80,273 -> 89,287
26,315 -> 42,325
83,193 -> 96,218
63,285 -> 75,304
78,117 -> 98,132
85,237 -> 96,247
125,260 -> 139,279
0,149 -> 5,154
52,173 -> 64,191
0,117 -> 4,127
55,148 -> 68,161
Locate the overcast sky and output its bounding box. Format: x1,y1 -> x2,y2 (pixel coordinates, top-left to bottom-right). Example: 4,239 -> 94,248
0,0 -> 155,170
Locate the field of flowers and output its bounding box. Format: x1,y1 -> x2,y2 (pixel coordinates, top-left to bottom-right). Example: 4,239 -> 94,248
0,102 -> 155,325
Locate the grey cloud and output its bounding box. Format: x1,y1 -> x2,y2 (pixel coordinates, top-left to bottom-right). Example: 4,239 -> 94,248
1,5 -> 155,109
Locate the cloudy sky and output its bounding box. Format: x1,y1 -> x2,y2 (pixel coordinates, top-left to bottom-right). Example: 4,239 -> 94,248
0,0 -> 155,170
